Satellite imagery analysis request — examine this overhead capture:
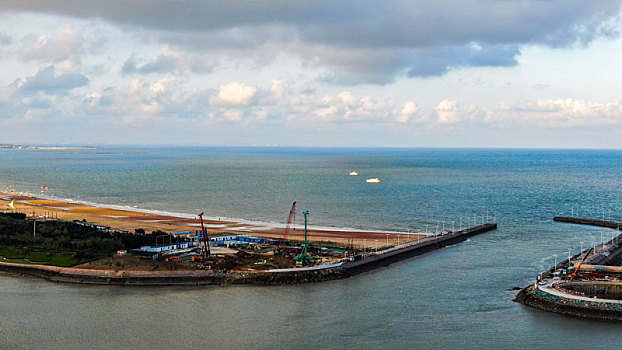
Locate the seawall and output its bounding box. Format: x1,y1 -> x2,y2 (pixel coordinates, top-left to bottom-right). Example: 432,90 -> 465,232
515,285 -> 622,321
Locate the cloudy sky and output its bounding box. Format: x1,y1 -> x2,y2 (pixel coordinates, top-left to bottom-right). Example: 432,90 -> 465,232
1,1 -> 622,148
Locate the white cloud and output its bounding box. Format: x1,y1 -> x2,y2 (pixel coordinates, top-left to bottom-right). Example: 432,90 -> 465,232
121,45 -> 217,75
19,23 -> 83,68
498,99 -> 622,128
211,81 -> 257,106
434,99 -> 461,125
262,79 -> 286,104
395,101 -> 422,123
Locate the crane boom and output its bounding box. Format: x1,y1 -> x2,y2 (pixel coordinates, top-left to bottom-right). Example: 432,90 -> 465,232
280,202 -> 296,248
569,247 -> 594,280
198,212 -> 211,258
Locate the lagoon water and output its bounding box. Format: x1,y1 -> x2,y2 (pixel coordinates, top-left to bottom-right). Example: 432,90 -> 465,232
1,147 -> 622,349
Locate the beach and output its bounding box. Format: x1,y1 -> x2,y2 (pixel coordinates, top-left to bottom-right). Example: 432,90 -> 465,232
0,190 -> 420,248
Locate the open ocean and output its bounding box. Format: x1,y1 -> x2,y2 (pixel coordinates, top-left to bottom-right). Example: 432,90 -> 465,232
1,147 -> 622,349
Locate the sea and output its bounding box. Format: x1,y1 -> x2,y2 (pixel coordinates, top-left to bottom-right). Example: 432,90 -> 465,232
1,147 -> 622,349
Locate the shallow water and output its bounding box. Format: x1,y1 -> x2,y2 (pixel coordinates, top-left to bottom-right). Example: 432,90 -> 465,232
1,147 -> 622,349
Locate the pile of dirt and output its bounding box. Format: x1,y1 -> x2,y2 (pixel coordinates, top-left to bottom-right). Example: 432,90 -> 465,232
203,251 -> 296,271
78,255 -> 194,271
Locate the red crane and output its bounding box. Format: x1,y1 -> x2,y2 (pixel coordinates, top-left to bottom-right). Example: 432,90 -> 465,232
569,247 -> 594,280
198,212 -> 211,258
280,202 -> 296,249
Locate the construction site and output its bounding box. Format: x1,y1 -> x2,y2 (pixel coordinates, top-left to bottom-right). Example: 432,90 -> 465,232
0,193 -> 499,285
516,217 -> 622,321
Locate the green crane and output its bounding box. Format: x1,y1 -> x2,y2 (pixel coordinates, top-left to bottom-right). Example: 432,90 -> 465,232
295,210 -> 313,266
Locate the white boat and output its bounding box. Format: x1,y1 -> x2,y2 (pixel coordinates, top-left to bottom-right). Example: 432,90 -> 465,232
349,171 -> 359,176
366,178 -> 380,183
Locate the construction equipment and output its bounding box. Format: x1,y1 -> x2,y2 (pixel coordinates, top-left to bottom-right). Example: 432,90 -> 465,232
198,212 -> 211,258
569,247 -> 594,280
294,210 -> 313,266
280,201 -> 296,249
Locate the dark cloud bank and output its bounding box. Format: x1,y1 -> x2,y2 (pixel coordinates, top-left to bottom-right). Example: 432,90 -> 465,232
1,1 -> 620,83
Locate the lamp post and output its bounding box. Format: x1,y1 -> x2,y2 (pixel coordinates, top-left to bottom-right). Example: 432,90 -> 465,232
553,254 -> 557,272
33,219 -> 37,244
580,241 -> 584,253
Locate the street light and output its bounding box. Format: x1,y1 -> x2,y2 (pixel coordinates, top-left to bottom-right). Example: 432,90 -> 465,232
553,254 -> 557,271
33,219 -> 37,244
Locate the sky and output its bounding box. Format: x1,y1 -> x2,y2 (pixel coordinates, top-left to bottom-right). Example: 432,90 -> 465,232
1,1 -> 622,148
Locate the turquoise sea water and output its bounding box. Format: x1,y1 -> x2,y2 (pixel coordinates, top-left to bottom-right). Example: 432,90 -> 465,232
1,147 -> 622,349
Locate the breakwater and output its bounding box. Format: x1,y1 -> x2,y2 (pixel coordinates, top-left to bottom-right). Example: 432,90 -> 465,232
0,223 -> 498,286
343,223 -> 497,275
515,285 -> 622,321
554,216 -> 622,230
516,217 -> 622,321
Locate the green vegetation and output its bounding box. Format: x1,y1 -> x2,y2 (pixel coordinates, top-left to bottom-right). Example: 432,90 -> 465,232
0,245 -> 89,267
0,212 -> 187,267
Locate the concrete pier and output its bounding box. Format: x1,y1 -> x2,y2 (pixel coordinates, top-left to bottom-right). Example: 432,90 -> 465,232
343,223 -> 498,275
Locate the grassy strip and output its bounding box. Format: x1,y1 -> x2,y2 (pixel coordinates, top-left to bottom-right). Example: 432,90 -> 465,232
0,246 -> 90,267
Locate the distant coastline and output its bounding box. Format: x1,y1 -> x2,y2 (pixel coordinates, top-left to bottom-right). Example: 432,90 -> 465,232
0,144 -> 112,151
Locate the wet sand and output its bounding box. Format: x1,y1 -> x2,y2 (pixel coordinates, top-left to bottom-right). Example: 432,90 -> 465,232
0,191 -> 423,247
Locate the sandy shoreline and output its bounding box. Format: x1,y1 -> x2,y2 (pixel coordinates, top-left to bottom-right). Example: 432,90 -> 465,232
0,190 -> 422,247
